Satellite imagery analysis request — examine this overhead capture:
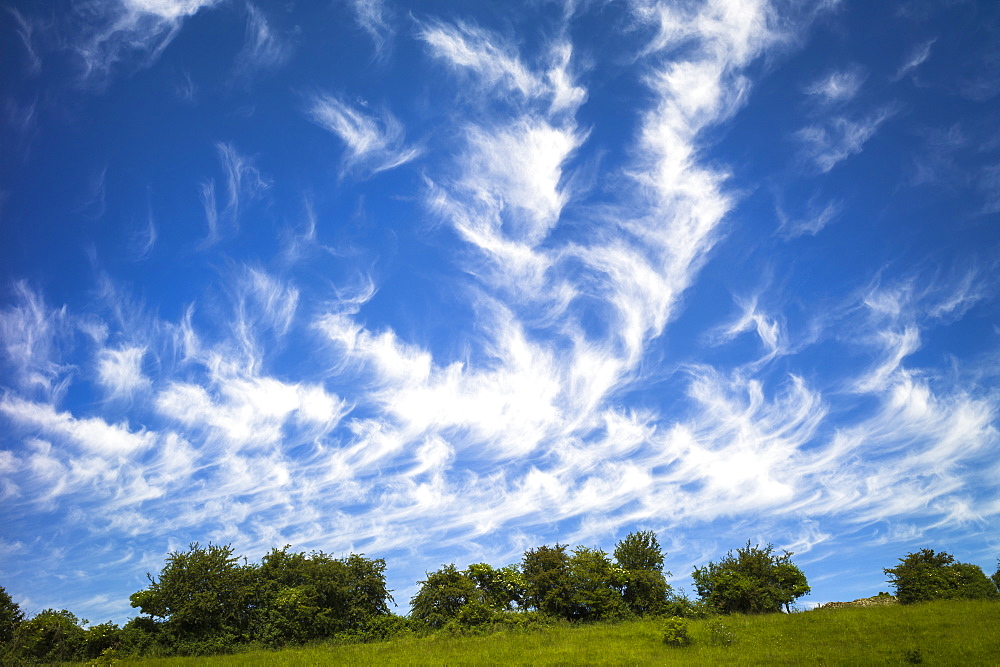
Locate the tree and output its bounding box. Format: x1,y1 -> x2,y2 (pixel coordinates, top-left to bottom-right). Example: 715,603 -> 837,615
82,621 -> 121,660
255,546 -> 393,642
692,542 -> 810,614
465,562 -> 524,611
0,585 -> 24,645
522,544 -> 575,619
992,559 -> 1000,593
884,549 -> 1000,604
613,531 -> 671,616
568,546 -> 627,621
129,543 -> 257,641
409,564 -> 481,629
15,608 -> 86,663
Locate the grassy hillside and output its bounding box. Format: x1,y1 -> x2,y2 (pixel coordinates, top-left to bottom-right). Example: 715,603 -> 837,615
122,600 -> 999,665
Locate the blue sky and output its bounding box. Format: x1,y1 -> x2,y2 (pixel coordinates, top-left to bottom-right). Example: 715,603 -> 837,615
1,0 -> 998,623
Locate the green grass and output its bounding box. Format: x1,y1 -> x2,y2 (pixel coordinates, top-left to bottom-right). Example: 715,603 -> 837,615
119,600 -> 1000,665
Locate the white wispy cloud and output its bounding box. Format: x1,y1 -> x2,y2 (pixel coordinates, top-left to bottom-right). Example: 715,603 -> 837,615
807,371 -> 997,525
306,93 -> 421,176
893,38 -> 935,81
805,65 -> 866,104
228,267 -> 301,366
796,106 -> 896,172
418,20 -> 541,99
217,142 -> 269,221
3,97 -> 40,160
199,179 -> 219,246
419,27 -> 587,301
72,0 -> 222,87
776,195 -> 842,238
0,396 -> 154,457
7,7 -> 44,75
198,142 -> 269,247
709,296 -> 782,357
458,120 -> 585,246
129,211 -> 158,261
349,0 -> 394,58
233,4 -> 293,81
96,346 -> 150,399
156,375 -> 345,451
0,282 -> 72,401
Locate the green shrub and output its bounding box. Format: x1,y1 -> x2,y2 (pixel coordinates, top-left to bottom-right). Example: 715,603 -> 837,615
357,613 -> 414,642
661,616 -> 690,646
15,608 -> 87,662
885,549 -> 1000,604
661,591 -> 716,619
692,542 -> 810,614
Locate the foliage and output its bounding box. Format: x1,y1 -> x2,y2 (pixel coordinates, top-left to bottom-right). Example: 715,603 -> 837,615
465,562 -> 524,611
691,542 -> 810,614
614,531 -> 671,616
0,585 -> 24,645
661,616 -> 690,646
992,559 -> 1000,592
127,542 -> 393,654
15,608 -> 87,663
254,546 -> 391,643
660,590 -> 716,619
568,546 -> 627,621
115,615 -> 162,656
353,613 -> 414,643
522,544 -> 576,619
884,549 -> 1000,604
83,621 -> 122,659
130,542 -> 256,642
410,564 -> 481,629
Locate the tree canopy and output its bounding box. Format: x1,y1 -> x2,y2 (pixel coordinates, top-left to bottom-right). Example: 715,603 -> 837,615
0,586 -> 24,646
692,542 -> 810,614
522,544 -> 576,619
613,530 -> 671,616
127,542 -> 393,650
409,564 -> 482,629
884,549 -> 1000,604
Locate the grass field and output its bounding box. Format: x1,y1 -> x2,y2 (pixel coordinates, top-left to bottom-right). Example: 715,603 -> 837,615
121,600 -> 1000,665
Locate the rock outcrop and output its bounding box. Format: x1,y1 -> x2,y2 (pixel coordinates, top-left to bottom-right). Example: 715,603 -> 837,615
817,594 -> 898,610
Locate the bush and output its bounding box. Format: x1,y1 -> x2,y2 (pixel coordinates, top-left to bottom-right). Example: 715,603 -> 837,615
15,608 -> 87,663
661,616 -> 690,646
82,621 -> 121,660
410,564 -> 481,629
885,549 -> 1000,604
692,542 -> 810,614
356,614 -> 414,642
660,591 -> 716,619
0,586 -> 24,645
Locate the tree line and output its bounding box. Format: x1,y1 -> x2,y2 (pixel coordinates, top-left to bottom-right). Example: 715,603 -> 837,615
0,534 -> 997,662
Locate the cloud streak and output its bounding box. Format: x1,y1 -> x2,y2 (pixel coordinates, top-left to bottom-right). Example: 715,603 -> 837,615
796,106 -> 896,172
306,93 -> 421,176
72,0 -> 222,87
